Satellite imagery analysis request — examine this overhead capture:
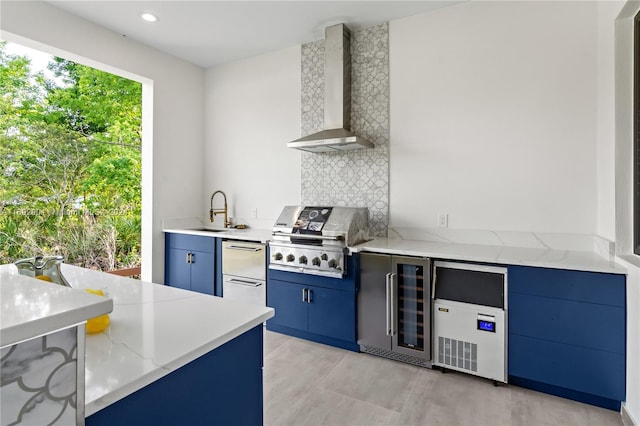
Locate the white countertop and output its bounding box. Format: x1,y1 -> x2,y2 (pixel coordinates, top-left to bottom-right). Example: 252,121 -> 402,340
55,265 -> 274,416
164,223 -> 625,275
0,264 -> 273,416
163,226 -> 272,243
0,266 -> 113,347
355,238 -> 626,275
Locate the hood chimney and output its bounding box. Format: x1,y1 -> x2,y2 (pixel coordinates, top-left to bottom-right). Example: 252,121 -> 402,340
287,24 -> 374,153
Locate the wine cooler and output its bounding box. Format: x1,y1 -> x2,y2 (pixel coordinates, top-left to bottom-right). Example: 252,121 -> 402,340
358,253 -> 431,367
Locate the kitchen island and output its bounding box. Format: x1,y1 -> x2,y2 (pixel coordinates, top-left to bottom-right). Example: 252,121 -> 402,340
1,264 -> 273,425
1,266 -> 113,425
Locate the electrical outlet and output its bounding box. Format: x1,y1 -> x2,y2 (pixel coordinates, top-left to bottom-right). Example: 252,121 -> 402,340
251,208 -> 258,219
438,213 -> 448,228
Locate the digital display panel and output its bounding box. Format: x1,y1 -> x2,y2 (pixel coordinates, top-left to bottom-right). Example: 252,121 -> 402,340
477,320 -> 496,333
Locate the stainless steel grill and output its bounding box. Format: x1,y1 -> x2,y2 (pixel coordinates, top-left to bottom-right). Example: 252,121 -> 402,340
269,206 -> 369,278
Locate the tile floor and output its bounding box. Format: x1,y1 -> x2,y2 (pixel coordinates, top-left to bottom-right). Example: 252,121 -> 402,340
263,331 -> 623,426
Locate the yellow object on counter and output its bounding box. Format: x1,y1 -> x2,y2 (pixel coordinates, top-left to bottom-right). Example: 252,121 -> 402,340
85,288 -> 111,333
35,275 -> 54,282
86,314 -> 110,333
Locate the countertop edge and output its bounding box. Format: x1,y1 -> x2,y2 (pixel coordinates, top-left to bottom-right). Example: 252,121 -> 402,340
0,270 -> 114,347
2,298 -> 113,347
163,227 -> 272,243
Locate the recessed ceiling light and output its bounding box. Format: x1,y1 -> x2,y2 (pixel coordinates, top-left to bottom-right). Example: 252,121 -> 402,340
141,12 -> 158,23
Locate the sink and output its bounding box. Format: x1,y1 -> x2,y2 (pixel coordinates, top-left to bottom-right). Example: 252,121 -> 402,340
188,227 -> 230,233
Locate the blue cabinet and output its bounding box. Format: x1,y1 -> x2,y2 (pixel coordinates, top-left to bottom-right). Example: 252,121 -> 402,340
507,265 -> 626,410
266,255 -> 359,351
165,233 -> 218,295
268,279 -> 308,330
86,325 -> 264,425
307,284 -> 355,342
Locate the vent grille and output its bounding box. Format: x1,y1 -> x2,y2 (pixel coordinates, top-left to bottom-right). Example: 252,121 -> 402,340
438,336 -> 477,372
360,346 -> 430,368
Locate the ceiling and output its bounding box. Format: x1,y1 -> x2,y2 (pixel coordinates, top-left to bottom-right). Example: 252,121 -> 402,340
45,1 -> 464,68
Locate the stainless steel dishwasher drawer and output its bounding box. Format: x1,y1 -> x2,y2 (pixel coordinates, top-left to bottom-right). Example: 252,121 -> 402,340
223,276 -> 266,307
222,241 -> 266,280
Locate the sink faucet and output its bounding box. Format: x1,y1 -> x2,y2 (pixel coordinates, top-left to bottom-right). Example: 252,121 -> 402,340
209,190 -> 232,228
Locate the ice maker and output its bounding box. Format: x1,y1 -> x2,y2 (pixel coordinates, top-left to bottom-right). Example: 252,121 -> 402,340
432,261 -> 507,383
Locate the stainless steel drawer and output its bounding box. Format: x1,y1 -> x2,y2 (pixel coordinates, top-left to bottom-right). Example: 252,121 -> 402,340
222,241 -> 266,280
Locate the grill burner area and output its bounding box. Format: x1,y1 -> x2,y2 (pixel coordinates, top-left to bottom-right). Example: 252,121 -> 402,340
269,243 -> 345,277
269,206 -> 369,278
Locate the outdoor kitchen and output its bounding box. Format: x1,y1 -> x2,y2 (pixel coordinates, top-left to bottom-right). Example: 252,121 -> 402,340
1,1 -> 639,426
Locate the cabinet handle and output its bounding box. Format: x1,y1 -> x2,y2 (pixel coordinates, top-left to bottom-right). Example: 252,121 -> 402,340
272,231 -> 343,242
385,273 -> 391,336
190,253 -> 195,264
390,272 -> 397,336
186,253 -> 193,264
302,288 -> 307,302
228,278 -> 262,287
307,289 -> 312,303
226,245 -> 263,252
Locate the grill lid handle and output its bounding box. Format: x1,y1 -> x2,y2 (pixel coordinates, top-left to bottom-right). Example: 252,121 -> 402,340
271,231 -> 343,241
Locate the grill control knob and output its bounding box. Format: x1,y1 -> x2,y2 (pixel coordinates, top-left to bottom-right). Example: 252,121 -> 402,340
328,259 -> 337,268
286,254 -> 295,262
273,253 -> 283,261
299,255 -> 308,264
312,257 -> 321,266
321,253 -> 328,261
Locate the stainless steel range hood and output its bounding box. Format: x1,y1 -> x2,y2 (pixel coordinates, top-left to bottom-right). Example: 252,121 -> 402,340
288,24 -> 374,153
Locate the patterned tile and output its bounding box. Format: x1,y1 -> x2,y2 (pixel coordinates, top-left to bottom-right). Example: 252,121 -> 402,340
300,23 -> 389,237
1,327 -> 79,425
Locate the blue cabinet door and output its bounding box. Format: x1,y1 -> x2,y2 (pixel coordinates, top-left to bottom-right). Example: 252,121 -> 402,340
509,334 -> 625,401
190,250 -> 215,295
509,292 -> 625,352
166,248 -> 191,291
307,286 -> 355,342
267,279 -> 308,331
266,257 -> 359,351
507,265 -> 626,410
165,233 -> 217,295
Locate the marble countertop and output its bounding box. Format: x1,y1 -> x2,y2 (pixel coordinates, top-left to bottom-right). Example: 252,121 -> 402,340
1,264 -> 274,416
53,265 -> 275,416
163,226 -> 272,243
163,220 -> 625,275
354,238 -> 626,275
0,265 -> 113,347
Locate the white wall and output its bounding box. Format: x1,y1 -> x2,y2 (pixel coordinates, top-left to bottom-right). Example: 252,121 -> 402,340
0,1 -> 205,282
615,1 -> 638,257
598,2 -> 626,241
614,2 -> 640,423
204,47 -> 301,228
389,1 -> 598,234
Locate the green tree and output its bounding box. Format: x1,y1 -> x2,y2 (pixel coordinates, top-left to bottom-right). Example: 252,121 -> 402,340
0,42 -> 142,271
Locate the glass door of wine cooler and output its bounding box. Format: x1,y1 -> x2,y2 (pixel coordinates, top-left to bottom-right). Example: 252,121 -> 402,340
391,256 -> 431,360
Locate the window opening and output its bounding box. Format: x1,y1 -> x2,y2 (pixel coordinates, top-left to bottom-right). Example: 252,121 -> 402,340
0,41 -> 142,275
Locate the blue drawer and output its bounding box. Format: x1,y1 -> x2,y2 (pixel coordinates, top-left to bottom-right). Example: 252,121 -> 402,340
508,266 -> 625,307
166,233 -> 215,253
509,333 -> 625,401
509,292 -> 625,353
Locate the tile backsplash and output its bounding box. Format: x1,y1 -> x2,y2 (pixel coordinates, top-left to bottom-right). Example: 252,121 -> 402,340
300,23 -> 389,237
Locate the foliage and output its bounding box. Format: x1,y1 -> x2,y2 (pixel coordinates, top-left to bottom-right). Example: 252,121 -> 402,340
0,41 -> 142,271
